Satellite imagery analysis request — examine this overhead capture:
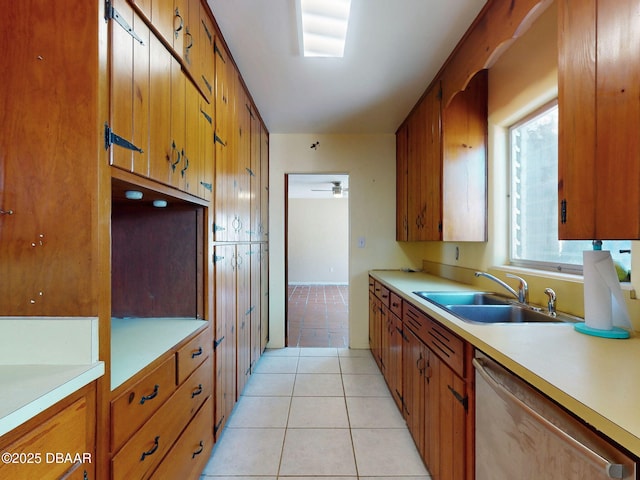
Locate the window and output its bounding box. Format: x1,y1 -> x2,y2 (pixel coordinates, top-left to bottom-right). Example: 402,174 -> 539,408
509,102 -> 631,277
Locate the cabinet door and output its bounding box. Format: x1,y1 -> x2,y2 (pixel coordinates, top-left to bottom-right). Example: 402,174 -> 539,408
197,3 -> 216,101
368,293 -> 382,369
442,69 -> 488,241
213,244 -> 237,440
250,107 -> 262,242
148,33 -> 173,185
558,0 -> 640,239
198,96 -> 214,200
401,327 -> 426,455
234,80 -> 252,243
260,243 -> 269,351
236,245 -> 252,397
250,245 -> 262,371
388,312 -> 403,411
109,0 -> 150,176
396,123 -> 409,241
0,1 -> 99,315
183,79 -> 200,194
260,127 -> 269,240
593,0 -> 640,238
169,57 -> 186,189
407,85 -> 442,241
427,353 -> 467,480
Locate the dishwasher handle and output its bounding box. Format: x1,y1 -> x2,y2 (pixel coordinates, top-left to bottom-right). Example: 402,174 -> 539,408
472,357 -> 625,479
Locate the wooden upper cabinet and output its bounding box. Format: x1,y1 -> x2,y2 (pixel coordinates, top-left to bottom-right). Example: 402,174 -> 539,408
442,69 -> 488,242
0,1 -> 101,315
396,123 -> 409,241
558,0 -> 640,239
397,0 -> 553,243
406,84 -> 443,241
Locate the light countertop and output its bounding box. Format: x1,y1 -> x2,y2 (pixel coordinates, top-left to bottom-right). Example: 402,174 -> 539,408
0,362 -> 104,437
370,269 -> 640,457
111,317 -> 208,389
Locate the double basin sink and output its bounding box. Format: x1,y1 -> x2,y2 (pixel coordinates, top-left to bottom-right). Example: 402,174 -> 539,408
413,291 -> 576,325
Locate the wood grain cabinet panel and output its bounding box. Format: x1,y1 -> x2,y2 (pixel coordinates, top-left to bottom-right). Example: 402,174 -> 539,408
111,356 -> 177,453
558,0 -> 640,239
150,397 -> 214,480
0,386 -> 95,480
111,356 -> 212,480
177,328 -> 209,384
0,1 -> 102,315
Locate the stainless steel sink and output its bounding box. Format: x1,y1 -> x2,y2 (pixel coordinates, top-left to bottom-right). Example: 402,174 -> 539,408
413,291 -> 510,306
413,291 -> 574,324
447,305 -> 564,324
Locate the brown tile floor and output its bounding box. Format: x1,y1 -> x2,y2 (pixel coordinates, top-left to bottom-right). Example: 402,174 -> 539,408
287,284 -> 349,348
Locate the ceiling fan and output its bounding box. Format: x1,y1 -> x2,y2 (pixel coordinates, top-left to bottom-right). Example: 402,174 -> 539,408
311,181 -> 349,197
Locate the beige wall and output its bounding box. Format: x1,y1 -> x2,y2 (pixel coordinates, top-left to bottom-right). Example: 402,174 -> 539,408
269,134 -> 418,348
288,198 -> 349,284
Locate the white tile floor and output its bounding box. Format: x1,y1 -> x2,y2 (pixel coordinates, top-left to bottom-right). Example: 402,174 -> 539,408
200,347 -> 431,480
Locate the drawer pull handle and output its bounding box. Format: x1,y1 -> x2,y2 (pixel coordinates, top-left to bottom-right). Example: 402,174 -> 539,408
191,347 -> 203,358
192,441 -> 204,459
140,436 -> 159,461
191,384 -> 203,398
140,385 -> 159,405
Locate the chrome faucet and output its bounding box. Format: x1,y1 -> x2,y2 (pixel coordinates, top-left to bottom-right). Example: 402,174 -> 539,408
475,271 -> 529,304
544,288 -> 556,316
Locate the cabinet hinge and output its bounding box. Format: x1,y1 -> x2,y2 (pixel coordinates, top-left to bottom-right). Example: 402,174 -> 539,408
105,0 -> 144,45
213,254 -> 225,263
214,416 -> 225,434
200,181 -> 213,192
214,43 -> 226,62
560,199 -> 567,224
201,75 -> 213,94
214,223 -> 226,232
214,133 -> 227,146
201,19 -> 213,43
213,336 -> 225,350
246,103 -> 255,118
200,107 -> 212,125
246,167 -> 255,177
447,385 -> 468,412
245,306 -> 255,316
437,87 -> 443,101
104,123 -> 143,153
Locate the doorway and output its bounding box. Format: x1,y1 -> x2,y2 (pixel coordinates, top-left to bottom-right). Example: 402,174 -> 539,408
285,173 -> 349,347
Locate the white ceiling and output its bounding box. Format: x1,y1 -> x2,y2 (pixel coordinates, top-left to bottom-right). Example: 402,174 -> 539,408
207,0 -> 487,134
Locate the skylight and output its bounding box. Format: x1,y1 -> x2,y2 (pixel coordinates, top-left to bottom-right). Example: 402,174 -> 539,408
299,0 -> 352,57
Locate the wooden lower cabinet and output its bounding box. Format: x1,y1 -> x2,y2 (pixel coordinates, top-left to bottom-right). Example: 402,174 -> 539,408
369,277 -> 474,480
0,384 -> 96,480
111,328 -> 213,480
150,397 -> 214,479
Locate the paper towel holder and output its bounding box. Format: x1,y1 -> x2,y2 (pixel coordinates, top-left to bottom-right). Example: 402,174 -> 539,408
574,323 -> 630,339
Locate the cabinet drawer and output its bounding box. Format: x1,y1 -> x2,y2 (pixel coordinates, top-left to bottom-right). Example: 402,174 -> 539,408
111,356 -> 177,452
177,329 -> 209,385
425,316 -> 465,377
389,292 -> 403,319
374,281 -> 390,307
111,355 -> 213,480
150,397 -> 214,480
403,302 -> 429,341
0,396 -> 90,480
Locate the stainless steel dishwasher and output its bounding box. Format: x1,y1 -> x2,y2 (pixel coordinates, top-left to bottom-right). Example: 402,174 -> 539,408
473,353 -> 637,479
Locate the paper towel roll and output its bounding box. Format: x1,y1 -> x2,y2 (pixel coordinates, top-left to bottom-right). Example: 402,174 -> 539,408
583,250 -> 631,330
